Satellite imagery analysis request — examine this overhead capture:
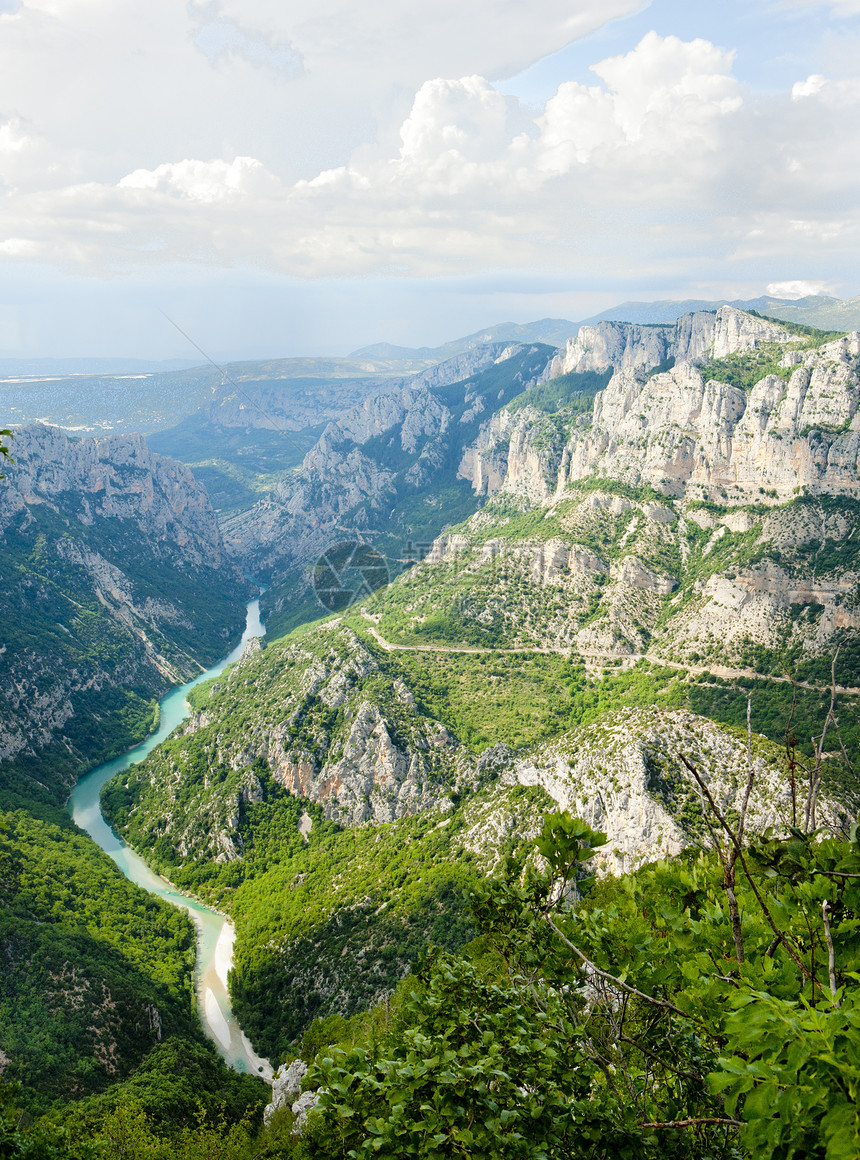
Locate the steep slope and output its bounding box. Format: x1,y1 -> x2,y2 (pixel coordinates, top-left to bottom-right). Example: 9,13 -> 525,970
0,809 -> 200,1110
102,611 -> 837,1058
222,343 -> 557,635
0,427 -> 267,1119
0,424 -> 248,810
101,306 -> 860,1063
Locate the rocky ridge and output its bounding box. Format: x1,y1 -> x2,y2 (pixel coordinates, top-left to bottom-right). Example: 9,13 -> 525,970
221,343 -> 550,570
545,305 -> 798,378
119,623 -> 469,864
0,424 -> 232,566
104,613 -> 831,1049
108,615 -> 838,874
220,343 -> 557,633
98,306 -> 860,1055
0,424 -> 248,802
461,309 -> 860,506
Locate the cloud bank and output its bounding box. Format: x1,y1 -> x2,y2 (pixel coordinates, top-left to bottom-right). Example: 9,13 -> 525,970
0,4 -> 857,293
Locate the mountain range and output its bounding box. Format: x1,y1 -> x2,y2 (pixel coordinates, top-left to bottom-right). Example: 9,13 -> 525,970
2,296 -> 859,1146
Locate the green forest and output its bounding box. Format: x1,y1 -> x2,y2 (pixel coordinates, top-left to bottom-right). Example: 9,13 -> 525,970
6,806 -> 860,1158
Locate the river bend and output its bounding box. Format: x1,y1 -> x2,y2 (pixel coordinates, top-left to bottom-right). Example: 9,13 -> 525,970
67,598 -> 272,1081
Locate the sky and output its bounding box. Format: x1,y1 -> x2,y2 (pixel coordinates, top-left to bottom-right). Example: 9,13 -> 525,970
0,0 -> 858,361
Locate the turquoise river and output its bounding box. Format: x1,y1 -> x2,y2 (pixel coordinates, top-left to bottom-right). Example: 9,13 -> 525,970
67,597 -> 272,1081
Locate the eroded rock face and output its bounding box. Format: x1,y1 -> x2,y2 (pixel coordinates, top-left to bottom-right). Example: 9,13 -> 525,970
264,1060 -> 308,1126
0,425 -> 246,785
510,707 -> 845,874
545,306 -> 799,379
462,328 -> 860,506
135,625 -> 467,861
221,343 -> 554,580
0,424 -> 231,568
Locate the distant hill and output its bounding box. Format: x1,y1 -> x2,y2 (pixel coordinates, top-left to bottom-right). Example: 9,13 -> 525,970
352,298 -> 860,364
349,318 -> 578,361
581,294 -> 860,331
0,356 -> 198,377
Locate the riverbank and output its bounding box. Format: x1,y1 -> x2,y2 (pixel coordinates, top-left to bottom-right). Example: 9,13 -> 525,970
67,596 -> 273,1080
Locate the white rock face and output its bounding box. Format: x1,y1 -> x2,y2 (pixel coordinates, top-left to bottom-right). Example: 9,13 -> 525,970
264,1060 -> 308,1126
0,424 -> 244,771
221,343 -> 552,576
559,344 -> 860,502
167,626 -> 465,856
510,707 -> 845,874
290,1090 -> 320,1132
546,306 -> 799,379
0,424 -> 231,568
461,325 -> 860,506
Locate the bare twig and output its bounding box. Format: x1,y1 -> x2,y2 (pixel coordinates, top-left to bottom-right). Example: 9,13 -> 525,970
721,697 -> 757,966
822,900 -> 840,1008
783,671 -> 800,828
640,1117 -> 742,1129
543,913 -> 689,1017
806,648 -> 840,832
679,753 -> 822,990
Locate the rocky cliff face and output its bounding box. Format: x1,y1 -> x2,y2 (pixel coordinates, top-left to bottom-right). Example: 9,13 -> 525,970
509,706 -> 844,875
461,321 -> 860,507
118,623 -> 468,863
545,305 -> 799,378
220,343 -> 556,630
382,481 -> 860,680
108,608 -> 848,873
0,425 -> 248,804
0,425 -> 234,565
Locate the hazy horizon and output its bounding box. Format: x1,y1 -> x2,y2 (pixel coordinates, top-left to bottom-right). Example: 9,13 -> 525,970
1,0 -> 858,361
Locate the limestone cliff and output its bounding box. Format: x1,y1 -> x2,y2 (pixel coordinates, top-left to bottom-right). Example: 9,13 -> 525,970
0,425 -> 248,804
1,425 -> 235,567
545,305 -> 800,378
119,623 -> 467,863
510,706 -> 844,875
220,343 -> 556,628
461,321 -> 860,507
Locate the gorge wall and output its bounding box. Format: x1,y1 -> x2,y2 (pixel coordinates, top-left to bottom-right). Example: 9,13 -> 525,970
0,424 -> 248,807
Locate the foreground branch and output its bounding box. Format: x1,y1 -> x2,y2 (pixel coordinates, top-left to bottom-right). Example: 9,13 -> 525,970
543,913 -> 688,1017
679,752 -> 822,991
822,900 -> 840,1008
640,1117 -> 742,1129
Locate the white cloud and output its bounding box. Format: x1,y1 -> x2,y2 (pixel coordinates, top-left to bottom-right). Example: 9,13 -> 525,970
0,237 -> 39,255
0,22 -> 859,294
792,73 -> 828,99
0,0 -> 647,194
766,279 -> 835,298
530,32 -> 742,175
781,0 -> 860,15
118,156 -> 280,203
791,73 -> 860,105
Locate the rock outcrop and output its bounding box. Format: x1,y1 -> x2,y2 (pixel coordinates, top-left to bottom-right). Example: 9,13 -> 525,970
221,343 -> 555,586
510,707 -> 845,874
0,424 -> 233,567
545,305 -> 800,378
123,623 -> 470,863
461,325 -> 860,506
0,425 -> 247,799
